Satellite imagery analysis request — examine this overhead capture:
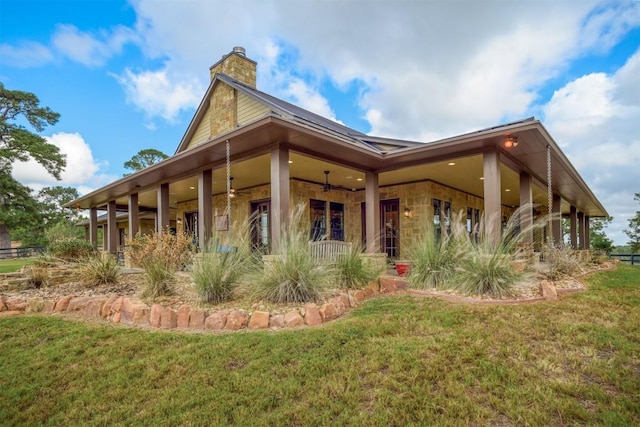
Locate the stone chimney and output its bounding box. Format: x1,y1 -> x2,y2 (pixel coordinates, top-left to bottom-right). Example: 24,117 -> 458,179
209,46 -> 257,87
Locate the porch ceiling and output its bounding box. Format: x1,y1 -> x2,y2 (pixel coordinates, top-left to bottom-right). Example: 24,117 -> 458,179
71,116 -> 606,218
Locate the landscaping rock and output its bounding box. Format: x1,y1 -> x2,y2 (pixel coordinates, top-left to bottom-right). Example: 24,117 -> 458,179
83,297 -> 108,318
150,304 -> 162,327
353,289 -> 366,302
101,295 -> 119,318
43,300 -> 56,312
319,303 -> 339,322
68,297 -> 91,312
205,311 -> 228,331
379,276 -> 397,293
0,310 -> 22,318
303,303 -> 322,326
119,297 -> 150,326
539,280 -> 558,300
26,298 -> 45,313
5,297 -> 26,311
284,310 -> 304,328
54,295 -> 73,312
160,307 -> 178,329
108,297 -> 125,322
189,309 -> 207,329
248,310 -> 270,330
0,295 -> 7,311
225,310 -> 248,331
270,314 -> 285,328
177,305 -> 191,328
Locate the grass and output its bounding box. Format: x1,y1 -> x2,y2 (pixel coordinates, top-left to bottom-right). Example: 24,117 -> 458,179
1,265 -> 639,425
0,258 -> 35,273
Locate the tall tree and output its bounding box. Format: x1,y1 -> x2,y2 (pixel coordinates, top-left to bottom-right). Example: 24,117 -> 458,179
0,82 -> 65,247
123,148 -> 169,175
624,192 -> 640,253
37,186 -> 81,225
589,216 -> 614,254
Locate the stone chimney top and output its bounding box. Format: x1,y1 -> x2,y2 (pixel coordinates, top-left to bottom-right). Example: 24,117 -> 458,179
209,46 -> 256,87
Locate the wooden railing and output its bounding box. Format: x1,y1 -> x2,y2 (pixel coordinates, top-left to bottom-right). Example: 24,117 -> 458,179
309,240 -> 352,263
610,254 -> 640,265
0,246 -> 45,259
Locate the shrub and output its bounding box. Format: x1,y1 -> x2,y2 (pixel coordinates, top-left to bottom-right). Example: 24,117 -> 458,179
48,238 -> 95,261
191,215 -> 257,303
25,266 -> 49,289
449,209 -> 533,298
141,258 -> 175,299
335,247 -> 378,290
250,204 -> 334,303
79,254 -> 120,287
126,229 -> 193,272
406,222 -> 460,290
127,229 -> 193,298
543,244 -> 585,280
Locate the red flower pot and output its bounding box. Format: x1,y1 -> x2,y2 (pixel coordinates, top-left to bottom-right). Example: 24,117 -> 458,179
395,261 -> 411,277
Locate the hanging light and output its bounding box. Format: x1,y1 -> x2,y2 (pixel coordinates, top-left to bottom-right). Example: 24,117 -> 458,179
229,177 -> 236,198
504,136 -> 518,148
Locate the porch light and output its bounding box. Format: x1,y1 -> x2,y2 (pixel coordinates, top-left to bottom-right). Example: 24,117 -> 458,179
404,207 -> 412,218
504,136 -> 518,148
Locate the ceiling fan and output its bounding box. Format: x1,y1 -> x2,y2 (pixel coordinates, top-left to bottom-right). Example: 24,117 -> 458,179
323,170 -> 351,192
228,176 -> 248,198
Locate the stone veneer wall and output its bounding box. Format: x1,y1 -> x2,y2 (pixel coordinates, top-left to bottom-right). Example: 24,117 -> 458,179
174,178 -> 517,258
0,277 -> 409,331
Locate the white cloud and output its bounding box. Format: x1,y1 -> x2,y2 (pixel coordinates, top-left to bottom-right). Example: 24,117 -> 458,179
51,24 -> 137,67
543,49 -> 640,245
0,41 -> 54,68
11,132 -> 115,196
113,67 -> 203,123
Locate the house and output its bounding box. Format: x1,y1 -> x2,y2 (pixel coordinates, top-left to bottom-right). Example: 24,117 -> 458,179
70,47 -> 608,260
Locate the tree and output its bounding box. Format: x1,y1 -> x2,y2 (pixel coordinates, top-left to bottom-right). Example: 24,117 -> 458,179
123,148 -> 168,175
0,82 -> 65,248
624,192 -> 640,252
589,216 -> 614,254
37,186 -> 81,225
11,186 -> 82,246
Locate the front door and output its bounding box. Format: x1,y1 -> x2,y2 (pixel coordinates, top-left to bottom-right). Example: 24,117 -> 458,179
381,199 -> 400,259
251,200 -> 270,253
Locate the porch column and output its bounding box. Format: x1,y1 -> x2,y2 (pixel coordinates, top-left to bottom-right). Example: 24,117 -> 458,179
519,171 -> 533,245
128,193 -> 139,239
365,171 -> 380,253
107,200 -> 118,252
89,207 -> 98,248
198,169 -> 213,251
569,206 -> 578,249
578,211 -> 586,250
483,151 -> 502,241
584,216 -> 591,249
157,183 -> 170,232
270,145 -> 290,253
552,194 -> 562,246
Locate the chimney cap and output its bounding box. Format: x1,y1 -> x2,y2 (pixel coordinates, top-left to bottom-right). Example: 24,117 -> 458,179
232,46 -> 246,56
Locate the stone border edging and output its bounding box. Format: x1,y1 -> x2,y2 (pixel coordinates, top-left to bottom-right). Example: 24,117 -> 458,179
0,276 -> 409,330
0,274 -> 585,328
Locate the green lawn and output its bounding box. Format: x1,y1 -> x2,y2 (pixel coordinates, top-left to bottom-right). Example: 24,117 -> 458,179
1,266 -> 639,426
0,258 -> 35,273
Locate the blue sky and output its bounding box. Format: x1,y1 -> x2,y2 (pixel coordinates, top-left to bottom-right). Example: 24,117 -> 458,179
1,0 -> 639,245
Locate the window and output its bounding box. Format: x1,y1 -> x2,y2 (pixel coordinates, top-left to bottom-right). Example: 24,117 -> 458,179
433,198 -> 442,241
329,202 -> 344,240
310,199 -> 326,241
310,200 -> 344,241
444,201 -> 451,236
